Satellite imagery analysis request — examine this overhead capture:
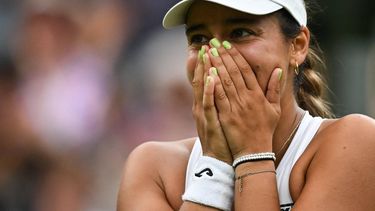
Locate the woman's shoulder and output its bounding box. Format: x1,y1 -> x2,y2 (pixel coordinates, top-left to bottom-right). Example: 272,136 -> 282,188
292,114 -> 375,209
128,137 -> 197,162
319,114 -> 375,142
123,137 -> 197,180
117,137 -> 197,210
312,113 -> 375,169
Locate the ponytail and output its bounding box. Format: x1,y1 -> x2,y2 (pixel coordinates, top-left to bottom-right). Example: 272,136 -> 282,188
277,5 -> 334,118
297,45 -> 334,118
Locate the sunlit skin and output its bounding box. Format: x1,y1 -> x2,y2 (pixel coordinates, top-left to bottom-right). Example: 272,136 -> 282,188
185,1 -> 309,165
117,2 -> 375,211
185,3 -> 291,93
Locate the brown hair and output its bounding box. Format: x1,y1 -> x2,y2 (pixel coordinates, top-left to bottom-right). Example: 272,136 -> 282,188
276,1 -> 334,118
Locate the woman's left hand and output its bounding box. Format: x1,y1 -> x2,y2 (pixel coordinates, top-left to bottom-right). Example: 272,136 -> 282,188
207,41 -> 283,159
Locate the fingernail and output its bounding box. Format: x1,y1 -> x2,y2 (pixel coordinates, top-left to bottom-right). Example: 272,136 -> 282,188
222,41 -> 232,50
210,48 -> 219,57
205,76 -> 212,86
210,38 -> 221,48
203,53 -> 207,64
277,68 -> 283,81
210,67 -> 218,76
198,46 -> 205,61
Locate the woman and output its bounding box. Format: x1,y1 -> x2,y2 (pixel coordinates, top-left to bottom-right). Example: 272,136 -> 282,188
117,0 -> 375,210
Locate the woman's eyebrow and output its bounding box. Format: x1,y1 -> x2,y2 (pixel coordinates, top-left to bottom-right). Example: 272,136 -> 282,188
185,24 -> 205,35
225,17 -> 259,25
185,18 -> 259,35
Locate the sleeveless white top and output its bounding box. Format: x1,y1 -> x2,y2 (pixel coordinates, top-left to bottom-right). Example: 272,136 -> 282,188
185,111 -> 324,210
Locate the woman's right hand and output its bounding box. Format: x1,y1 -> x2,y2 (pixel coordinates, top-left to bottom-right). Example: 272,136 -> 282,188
191,45 -> 232,164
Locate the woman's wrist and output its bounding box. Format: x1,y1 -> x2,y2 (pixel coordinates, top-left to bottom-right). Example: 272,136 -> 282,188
232,142 -> 273,160
203,151 -> 233,165
234,160 -> 275,175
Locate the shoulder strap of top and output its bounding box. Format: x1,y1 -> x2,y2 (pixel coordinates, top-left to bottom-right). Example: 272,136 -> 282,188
276,111 -> 324,205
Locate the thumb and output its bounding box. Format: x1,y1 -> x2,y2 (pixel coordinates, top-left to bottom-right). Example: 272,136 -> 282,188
266,68 -> 283,106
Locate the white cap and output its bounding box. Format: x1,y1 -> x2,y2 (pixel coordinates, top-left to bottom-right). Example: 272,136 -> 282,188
163,0 -> 307,29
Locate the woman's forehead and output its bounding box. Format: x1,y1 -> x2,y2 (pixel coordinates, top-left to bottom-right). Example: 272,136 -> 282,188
186,1 -> 266,27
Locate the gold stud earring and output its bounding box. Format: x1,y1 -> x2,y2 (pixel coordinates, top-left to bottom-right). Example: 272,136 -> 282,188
294,62 -> 299,75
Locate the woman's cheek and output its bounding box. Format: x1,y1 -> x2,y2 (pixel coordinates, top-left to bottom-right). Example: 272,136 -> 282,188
186,49 -> 197,84
235,46 -> 266,90
236,45 -> 281,93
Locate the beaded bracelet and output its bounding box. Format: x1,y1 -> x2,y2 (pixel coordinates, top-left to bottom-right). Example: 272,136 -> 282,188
232,152 -> 276,169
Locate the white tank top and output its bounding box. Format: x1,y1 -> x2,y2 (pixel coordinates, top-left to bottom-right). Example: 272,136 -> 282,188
185,111 -> 324,210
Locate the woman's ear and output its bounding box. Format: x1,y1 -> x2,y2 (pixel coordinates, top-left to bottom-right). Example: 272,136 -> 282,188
290,26 -> 310,66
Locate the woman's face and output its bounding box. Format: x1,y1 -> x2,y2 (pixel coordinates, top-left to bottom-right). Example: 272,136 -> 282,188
185,1 -> 294,93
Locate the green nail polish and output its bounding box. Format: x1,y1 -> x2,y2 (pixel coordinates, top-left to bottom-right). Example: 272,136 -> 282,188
222,41 -> 232,50
198,46 -> 205,61
210,48 -> 219,57
205,76 -> 212,86
210,38 -> 221,48
278,68 -> 283,81
203,53 -> 207,64
210,67 -> 218,76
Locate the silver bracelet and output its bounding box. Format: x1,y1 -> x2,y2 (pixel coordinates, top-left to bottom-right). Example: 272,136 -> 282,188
232,152 -> 276,168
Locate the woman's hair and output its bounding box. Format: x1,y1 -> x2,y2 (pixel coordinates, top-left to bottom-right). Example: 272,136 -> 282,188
276,1 -> 334,118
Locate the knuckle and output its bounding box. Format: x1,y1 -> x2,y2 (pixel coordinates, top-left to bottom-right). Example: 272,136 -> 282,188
206,125 -> 215,134
223,78 -> 233,87
238,63 -> 250,72
192,104 -> 200,116
192,100 -> 199,109
240,66 -> 251,75
191,79 -> 202,88
228,66 -> 240,75
275,86 -> 281,94
203,102 -> 214,111
216,91 -> 227,101
192,109 -> 199,119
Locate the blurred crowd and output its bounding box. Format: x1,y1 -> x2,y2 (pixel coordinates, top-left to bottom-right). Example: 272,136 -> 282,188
1,0 -> 375,210
0,0 -> 195,210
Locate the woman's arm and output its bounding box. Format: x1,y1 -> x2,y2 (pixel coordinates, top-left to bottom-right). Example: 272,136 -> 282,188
117,142 -> 177,211
117,140 -> 222,211
293,114 -> 375,210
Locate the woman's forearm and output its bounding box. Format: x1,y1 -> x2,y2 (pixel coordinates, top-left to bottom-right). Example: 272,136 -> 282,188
234,161 -> 279,211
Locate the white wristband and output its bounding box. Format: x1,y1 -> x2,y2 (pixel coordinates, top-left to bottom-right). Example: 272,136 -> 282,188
182,156 -> 234,211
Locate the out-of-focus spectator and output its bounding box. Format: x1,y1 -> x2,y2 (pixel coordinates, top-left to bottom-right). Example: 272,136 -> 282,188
12,1 -> 126,153
4,1 -> 132,209
126,0 -> 178,45
0,54 -> 89,211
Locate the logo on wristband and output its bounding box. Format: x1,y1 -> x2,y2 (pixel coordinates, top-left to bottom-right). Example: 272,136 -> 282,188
194,168 -> 213,177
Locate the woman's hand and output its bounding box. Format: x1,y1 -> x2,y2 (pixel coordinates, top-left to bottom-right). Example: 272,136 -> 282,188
191,45 -> 232,164
207,39 -> 283,159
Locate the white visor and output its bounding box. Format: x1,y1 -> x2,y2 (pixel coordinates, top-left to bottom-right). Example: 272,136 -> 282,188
162,0 -> 307,29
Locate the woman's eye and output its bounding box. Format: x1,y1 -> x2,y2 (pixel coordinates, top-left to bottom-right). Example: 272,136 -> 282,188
189,34 -> 209,45
230,28 -> 254,39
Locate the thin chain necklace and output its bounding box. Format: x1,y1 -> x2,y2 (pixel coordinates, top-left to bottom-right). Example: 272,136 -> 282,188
275,111 -> 306,157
